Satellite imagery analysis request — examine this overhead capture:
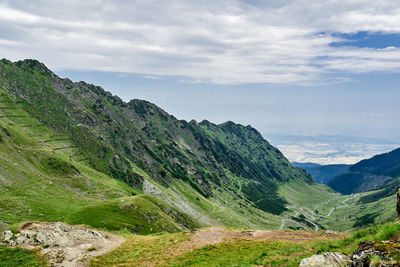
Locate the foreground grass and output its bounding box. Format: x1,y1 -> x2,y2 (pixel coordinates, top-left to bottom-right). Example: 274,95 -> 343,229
171,240 -> 315,266
91,232 -> 192,266
0,246 -> 47,267
91,223 -> 400,267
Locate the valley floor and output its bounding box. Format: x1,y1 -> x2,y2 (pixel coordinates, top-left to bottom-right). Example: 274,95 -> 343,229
278,181 -> 397,232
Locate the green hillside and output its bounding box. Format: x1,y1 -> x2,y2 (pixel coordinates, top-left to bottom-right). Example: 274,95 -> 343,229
0,90 -> 197,234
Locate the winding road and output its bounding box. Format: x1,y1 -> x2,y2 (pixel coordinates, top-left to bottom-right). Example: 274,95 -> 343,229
279,194 -> 358,231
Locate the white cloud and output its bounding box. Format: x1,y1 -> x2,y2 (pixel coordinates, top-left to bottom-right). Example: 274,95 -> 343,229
1,0 -> 400,84
277,142 -> 398,165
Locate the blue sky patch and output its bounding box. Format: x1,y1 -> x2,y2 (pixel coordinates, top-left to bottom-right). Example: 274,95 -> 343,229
331,31 -> 400,49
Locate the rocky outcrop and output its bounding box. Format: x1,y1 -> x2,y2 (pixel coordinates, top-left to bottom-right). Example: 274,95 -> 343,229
299,252 -> 350,267
1,222 -> 124,267
2,222 -> 105,247
349,240 -> 400,267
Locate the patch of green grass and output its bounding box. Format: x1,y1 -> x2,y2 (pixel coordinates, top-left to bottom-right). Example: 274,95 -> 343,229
0,246 -> 47,267
171,240 -> 312,267
375,223 -> 400,241
91,232 -> 191,267
369,254 -> 383,265
65,195 -> 198,234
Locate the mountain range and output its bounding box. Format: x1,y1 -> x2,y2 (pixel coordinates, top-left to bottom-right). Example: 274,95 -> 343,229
0,58 -> 398,237
328,148 -> 400,194
292,162 -> 351,184
1,58 -> 400,266
0,58 -> 322,233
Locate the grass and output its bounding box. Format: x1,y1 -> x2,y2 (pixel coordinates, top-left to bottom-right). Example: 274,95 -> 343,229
369,255 -> 383,266
170,240 -> 314,267
0,246 -> 47,267
90,232 -> 191,266
65,195 -> 199,234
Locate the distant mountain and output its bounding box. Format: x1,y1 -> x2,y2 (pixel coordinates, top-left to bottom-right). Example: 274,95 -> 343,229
292,162 -> 351,184
328,148 -> 400,194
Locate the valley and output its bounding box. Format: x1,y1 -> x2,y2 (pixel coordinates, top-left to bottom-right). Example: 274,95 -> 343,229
0,59 -> 399,266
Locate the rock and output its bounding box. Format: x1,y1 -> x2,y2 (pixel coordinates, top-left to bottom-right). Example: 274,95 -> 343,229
397,188 -> 400,219
11,222 -> 105,248
299,252 -> 350,267
1,222 -> 124,267
2,230 -> 13,242
349,241 -> 400,267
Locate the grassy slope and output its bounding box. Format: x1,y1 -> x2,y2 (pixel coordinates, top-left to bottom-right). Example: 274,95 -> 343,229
0,91 -> 198,234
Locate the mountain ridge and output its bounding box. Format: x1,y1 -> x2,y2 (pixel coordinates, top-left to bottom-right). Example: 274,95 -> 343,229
292,162 -> 351,184
328,148 -> 400,194
0,58 -> 319,232
0,58 -> 397,236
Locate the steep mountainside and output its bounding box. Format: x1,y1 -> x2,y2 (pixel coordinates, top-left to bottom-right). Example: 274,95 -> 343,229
292,162 -> 350,184
328,148 -> 400,194
0,58 -> 320,231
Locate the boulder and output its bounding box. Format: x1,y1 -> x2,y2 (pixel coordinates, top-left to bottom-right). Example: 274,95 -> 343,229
299,252 -> 350,267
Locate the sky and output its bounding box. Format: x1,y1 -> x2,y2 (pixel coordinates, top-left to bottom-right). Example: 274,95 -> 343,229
0,0 -> 400,164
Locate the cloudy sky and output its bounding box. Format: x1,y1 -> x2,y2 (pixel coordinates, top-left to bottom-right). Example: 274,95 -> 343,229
1,0 -> 400,163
